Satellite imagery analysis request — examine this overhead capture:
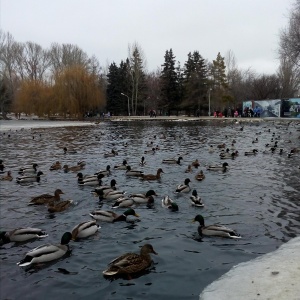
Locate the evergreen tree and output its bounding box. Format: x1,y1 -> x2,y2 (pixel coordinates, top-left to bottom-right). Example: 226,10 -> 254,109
210,52 -> 228,111
160,49 -> 180,115
106,60 -> 131,115
183,51 -> 208,115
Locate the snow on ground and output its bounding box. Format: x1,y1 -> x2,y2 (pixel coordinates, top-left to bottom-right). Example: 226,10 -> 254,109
199,237 -> 300,300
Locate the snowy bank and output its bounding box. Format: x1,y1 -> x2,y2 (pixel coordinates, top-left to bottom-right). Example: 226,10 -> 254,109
199,237 -> 300,300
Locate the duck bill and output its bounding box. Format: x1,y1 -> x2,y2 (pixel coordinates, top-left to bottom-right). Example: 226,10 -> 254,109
134,213 -> 140,217
152,250 -> 158,255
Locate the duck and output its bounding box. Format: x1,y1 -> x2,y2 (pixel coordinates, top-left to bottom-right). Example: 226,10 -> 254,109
162,156 -> 183,165
77,173 -> 104,186
16,171 -> 44,184
71,220 -> 100,240
0,159 -> 5,173
103,243 -> 157,277
63,147 -> 77,154
49,161 -> 62,171
193,214 -> 241,239
17,232 -> 72,267
111,195 -> 155,209
47,199 -> 73,213
125,166 -> 144,177
185,165 -> 193,173
92,179 -> 117,196
190,190 -> 204,207
104,149 -> 118,158
127,190 -> 157,204
29,189 -> 64,205
220,152 -> 237,159
192,159 -> 200,168
217,143 -> 226,149
244,149 -> 258,156
63,164 -> 84,173
208,145 -> 214,153
0,171 -> 13,181
195,170 -> 205,181
206,162 -> 228,171
161,196 -> 178,211
89,208 -> 139,222
18,163 -> 38,175
144,148 -> 156,154
103,189 -> 126,201
140,168 -> 164,180
95,165 -> 111,177
114,160 -> 128,170
175,178 -> 191,193
139,156 -> 146,166
0,228 -> 48,245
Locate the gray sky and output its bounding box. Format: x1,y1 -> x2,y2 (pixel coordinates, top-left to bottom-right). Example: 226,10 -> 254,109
1,0 -> 293,74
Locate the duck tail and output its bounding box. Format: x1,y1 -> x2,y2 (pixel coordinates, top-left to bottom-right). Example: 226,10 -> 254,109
17,256 -> 32,267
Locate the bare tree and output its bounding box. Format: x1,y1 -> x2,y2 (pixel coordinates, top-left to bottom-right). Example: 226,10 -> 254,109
128,42 -> 146,115
279,0 -> 300,68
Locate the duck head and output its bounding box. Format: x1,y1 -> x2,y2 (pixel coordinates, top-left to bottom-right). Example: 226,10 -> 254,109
193,214 -> 205,226
61,232 -> 73,245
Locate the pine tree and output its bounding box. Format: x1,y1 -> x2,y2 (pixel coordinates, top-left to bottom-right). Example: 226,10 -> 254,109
183,51 -> 208,115
160,49 -> 180,115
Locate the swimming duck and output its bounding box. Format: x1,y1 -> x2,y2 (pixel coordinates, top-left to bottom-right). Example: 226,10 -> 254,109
16,171 -> 44,184
63,147 -> 77,154
208,145 -> 214,153
193,214 -> 241,239
217,143 -> 226,149
18,163 -> 38,175
49,161 -> 62,171
71,220 -> 100,240
104,149 -> 118,158
0,171 -> 13,181
95,165 -> 111,177
77,173 -> 104,186
125,166 -> 144,177
111,196 -> 136,208
0,228 -> 48,245
195,170 -> 205,181
192,159 -> 200,168
114,160 -> 128,170
89,208 -> 139,222
220,152 -> 237,159
140,168 -> 164,180
185,165 -> 193,173
17,232 -> 72,267
139,156 -> 146,166
206,162 -> 228,171
63,164 -> 84,173
29,189 -> 64,205
144,148 -> 156,154
103,243 -> 157,277
244,149 -> 258,156
47,199 -> 73,213
103,189 -> 126,201
128,190 -> 157,204
190,190 -> 204,207
92,179 -> 117,196
175,178 -> 191,193
161,196 -> 178,211
162,156 -> 183,165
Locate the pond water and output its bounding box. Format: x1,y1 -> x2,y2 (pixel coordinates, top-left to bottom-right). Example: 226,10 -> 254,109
0,119 -> 299,300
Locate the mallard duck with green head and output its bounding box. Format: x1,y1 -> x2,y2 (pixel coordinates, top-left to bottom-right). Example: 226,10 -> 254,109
193,214 -> 241,239
71,220 -> 100,240
0,228 -> 48,245
103,243 -> 157,277
17,232 -> 72,267
89,208 -> 139,222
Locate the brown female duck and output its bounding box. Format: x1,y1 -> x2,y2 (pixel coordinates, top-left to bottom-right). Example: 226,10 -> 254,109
29,189 -> 64,205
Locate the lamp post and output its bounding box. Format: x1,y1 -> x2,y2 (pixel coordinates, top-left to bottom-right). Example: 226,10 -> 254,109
121,93 -> 130,116
208,88 -> 212,116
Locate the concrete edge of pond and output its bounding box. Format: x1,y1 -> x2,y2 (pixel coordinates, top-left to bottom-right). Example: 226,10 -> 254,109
199,236 -> 300,300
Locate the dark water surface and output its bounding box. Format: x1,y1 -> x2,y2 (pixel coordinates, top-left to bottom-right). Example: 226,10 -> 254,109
0,119 -> 299,300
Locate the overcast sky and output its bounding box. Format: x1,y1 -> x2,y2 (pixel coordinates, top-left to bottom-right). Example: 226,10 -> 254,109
1,0 -> 293,74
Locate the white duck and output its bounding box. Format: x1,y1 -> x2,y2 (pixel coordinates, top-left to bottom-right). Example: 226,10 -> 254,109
71,220 -> 100,240
0,228 -> 48,245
